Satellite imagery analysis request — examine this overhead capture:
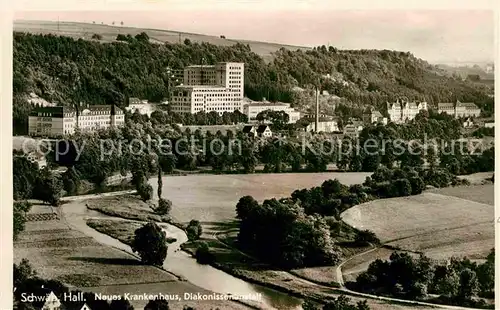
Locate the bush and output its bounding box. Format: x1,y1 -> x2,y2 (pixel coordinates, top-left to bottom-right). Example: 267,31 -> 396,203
116,34 -> 128,41
91,33 -> 102,40
235,195 -> 259,220
425,169 -> 453,188
392,178 -> 412,197
409,282 -> 428,298
186,220 -> 202,241
355,230 -> 380,246
131,222 -> 167,266
138,183 -> 153,201
195,242 -> 214,264
153,198 -> 172,215
409,176 -> 425,195
144,299 -> 169,310
110,299 -> 134,310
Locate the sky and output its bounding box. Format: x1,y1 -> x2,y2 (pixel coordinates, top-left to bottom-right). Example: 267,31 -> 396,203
13,4 -> 495,64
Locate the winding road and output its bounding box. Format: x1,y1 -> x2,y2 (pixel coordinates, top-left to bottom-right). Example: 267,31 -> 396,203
60,191 -> 486,310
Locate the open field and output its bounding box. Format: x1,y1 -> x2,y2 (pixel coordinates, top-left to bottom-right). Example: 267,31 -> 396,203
340,247 -> 404,283
14,20 -> 311,62
14,219 -> 178,287
429,183 -> 494,205
87,218 -> 178,245
85,195 -> 170,222
14,208 -> 250,309
150,172 -> 370,223
457,172 -> 494,186
341,185 -> 494,263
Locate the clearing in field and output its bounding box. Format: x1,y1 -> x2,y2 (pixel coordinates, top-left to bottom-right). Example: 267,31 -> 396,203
150,172 -> 370,223
341,185 -> 494,261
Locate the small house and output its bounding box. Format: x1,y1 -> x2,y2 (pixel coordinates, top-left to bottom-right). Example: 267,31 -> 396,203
242,125 -> 257,137
463,118 -> 474,128
42,292 -> 61,310
256,125 -> 273,138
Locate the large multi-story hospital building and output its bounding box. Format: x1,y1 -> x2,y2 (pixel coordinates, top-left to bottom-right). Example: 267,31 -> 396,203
169,62 -> 244,115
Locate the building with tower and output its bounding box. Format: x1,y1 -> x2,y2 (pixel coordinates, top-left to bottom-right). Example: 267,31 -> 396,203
386,99 -> 428,124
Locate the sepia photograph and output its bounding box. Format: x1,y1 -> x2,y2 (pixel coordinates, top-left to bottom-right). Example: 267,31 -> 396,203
10,2 -> 495,310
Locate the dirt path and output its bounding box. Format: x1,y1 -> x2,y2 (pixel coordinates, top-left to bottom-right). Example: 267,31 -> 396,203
61,190 -> 485,310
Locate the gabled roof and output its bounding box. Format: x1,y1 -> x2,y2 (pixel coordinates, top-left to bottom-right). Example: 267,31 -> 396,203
437,102 -> 454,109
458,102 -> 479,109
256,125 -> 270,133
242,125 -> 255,133
29,106 -> 76,117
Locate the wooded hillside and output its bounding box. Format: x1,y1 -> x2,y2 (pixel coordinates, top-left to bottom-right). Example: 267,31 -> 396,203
13,32 -> 494,134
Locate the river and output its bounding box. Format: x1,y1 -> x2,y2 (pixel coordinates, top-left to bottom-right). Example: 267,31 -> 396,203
60,201 -> 304,310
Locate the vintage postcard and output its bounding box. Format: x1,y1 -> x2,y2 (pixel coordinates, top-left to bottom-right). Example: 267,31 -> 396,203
7,1 -> 496,310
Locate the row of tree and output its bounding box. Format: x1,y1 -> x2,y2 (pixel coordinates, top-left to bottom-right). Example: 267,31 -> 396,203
14,106 -> 494,206
354,250 -> 495,308
234,161 -> 478,269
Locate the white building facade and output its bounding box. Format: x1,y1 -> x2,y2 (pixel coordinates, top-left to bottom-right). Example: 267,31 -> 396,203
243,100 -> 301,124
170,62 -> 245,115
306,121 -> 340,133
28,105 -> 125,137
386,100 -> 428,124
343,121 -> 364,139
126,98 -> 157,117
437,101 -> 481,118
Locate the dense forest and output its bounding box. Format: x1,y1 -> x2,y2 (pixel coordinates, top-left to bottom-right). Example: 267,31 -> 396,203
13,32 -> 494,134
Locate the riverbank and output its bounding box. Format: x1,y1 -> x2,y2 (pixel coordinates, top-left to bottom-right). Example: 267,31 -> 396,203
85,195 -> 439,310
64,171 -> 493,309
14,208 -> 252,310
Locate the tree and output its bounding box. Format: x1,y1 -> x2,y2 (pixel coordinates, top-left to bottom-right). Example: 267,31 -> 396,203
152,198 -> 172,216
235,195 -> 259,220
144,299 -> 169,310
138,183 -> 153,201
186,220 -> 202,241
157,165 -> 163,199
302,300 -> 321,310
321,179 -> 345,198
110,299 -> 134,310
131,222 -> 167,266
355,230 -> 380,246
409,176 -> 425,195
135,32 -> 150,42
457,268 -> 479,300
34,169 -> 63,206
14,259 -> 36,287
195,241 -> 214,264
13,204 -> 27,240
477,248 -> 494,296
432,265 -> 459,297
392,178 -> 411,197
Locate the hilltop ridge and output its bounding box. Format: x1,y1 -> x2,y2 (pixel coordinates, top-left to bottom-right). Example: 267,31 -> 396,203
14,20 -> 311,62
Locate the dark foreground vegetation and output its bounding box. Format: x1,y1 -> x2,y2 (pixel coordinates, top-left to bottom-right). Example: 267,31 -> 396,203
352,250 -> 495,309
14,259 -> 225,310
